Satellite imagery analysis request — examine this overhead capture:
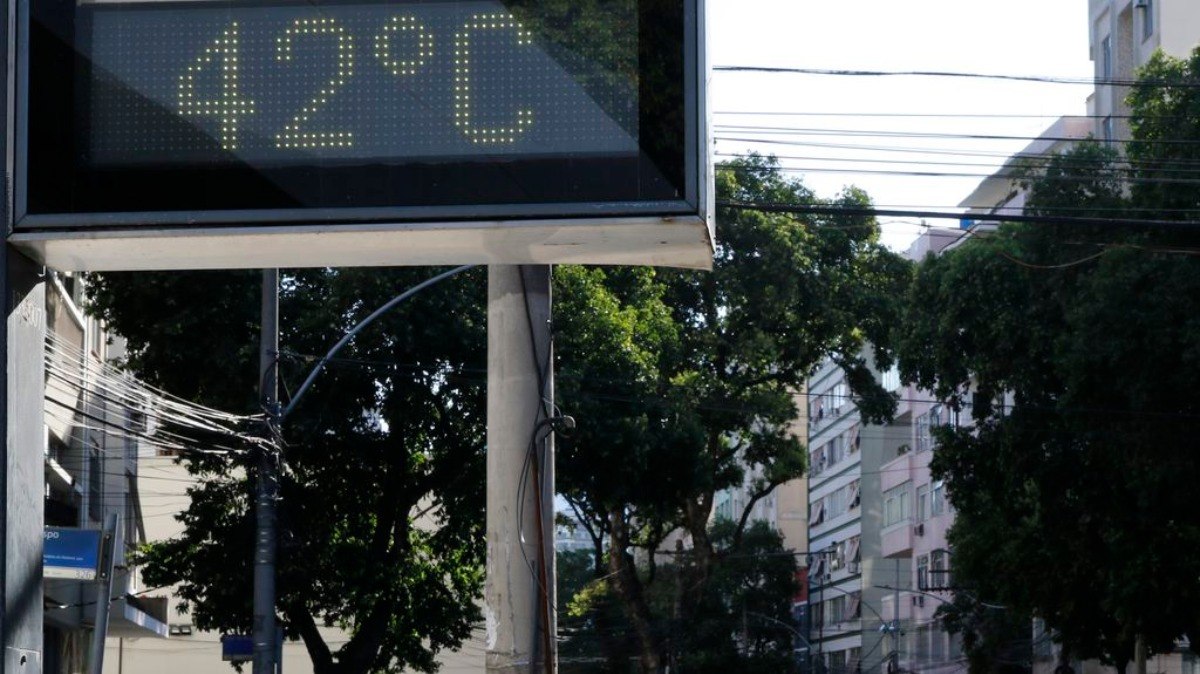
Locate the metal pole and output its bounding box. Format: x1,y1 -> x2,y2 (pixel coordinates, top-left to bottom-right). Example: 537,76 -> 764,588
253,269 -> 280,674
893,559 -> 900,672
87,513 -> 119,674
485,265 -> 556,673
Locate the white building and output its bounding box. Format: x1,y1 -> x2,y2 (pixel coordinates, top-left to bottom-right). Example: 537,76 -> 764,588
1089,0 -> 1200,142
806,357 -> 910,674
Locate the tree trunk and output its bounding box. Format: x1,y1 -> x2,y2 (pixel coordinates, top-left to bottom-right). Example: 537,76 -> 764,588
591,540 -> 629,672
608,509 -> 662,673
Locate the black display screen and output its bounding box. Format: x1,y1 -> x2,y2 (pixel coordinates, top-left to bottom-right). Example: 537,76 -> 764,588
22,0 -> 689,223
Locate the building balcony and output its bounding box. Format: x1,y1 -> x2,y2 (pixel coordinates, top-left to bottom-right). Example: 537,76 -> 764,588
882,520 -> 914,558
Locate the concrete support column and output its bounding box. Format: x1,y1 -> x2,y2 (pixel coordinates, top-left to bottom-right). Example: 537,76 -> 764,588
485,265 -> 555,674
3,248 -> 46,674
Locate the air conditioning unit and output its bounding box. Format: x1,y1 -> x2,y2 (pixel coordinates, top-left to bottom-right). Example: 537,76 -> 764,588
914,523 -> 925,537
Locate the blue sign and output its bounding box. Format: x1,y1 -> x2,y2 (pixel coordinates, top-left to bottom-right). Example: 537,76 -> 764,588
44,527 -> 102,580
222,635 -> 254,662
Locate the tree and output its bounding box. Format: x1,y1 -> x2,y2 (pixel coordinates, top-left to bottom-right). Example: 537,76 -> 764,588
898,48 -> 1200,674
552,155 -> 912,671
87,266 -> 488,674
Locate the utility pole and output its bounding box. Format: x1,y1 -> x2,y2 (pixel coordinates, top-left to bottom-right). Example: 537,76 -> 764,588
253,269 -> 280,674
485,265 -> 556,674
892,558 -> 900,673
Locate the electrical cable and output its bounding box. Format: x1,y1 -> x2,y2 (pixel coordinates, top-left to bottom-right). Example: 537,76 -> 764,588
711,65 -> 1199,89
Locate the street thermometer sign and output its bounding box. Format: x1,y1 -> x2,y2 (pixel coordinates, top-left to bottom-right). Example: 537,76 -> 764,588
11,0 -> 711,270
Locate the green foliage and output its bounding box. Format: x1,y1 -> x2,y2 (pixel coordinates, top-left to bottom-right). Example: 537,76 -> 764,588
90,267 -> 488,674
936,591 -> 1033,674
899,48 -> 1200,671
552,155 -> 911,670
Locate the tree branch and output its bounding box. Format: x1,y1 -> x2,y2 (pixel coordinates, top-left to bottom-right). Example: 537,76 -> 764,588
285,603 -> 334,674
732,479 -> 784,552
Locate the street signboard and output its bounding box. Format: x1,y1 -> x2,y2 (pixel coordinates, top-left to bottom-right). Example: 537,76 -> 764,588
221,635 -> 254,662
43,527 -> 103,580
12,0 -> 712,271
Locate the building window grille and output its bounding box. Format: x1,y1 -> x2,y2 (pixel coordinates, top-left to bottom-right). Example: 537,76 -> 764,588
1141,0 -> 1154,41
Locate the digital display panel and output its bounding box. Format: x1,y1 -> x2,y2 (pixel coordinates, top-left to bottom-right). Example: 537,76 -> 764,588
21,0 -> 694,224
88,4 -> 638,163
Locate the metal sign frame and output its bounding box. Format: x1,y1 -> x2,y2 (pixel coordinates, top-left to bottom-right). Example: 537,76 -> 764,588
7,0 -> 712,272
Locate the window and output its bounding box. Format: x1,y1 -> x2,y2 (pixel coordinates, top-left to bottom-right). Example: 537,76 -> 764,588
1103,116 -> 1115,144
847,536 -> 861,564
829,596 -> 846,624
831,540 -> 846,570
917,554 -> 929,591
848,481 -> 861,510
929,627 -> 946,663
832,382 -> 848,412
124,484 -> 138,554
930,549 -> 952,590
881,365 -> 900,392
810,447 -> 826,477
931,480 -> 946,517
828,437 -> 844,467
1101,34 -> 1113,81
811,499 -> 826,526
88,440 -> 103,523
848,424 -> 860,453
848,647 -> 862,674
811,599 -> 824,628
809,555 -> 826,581
847,591 -> 862,619
828,649 -> 847,673
917,483 -> 930,522
1142,0 -> 1154,41
915,412 -> 932,453
827,487 -> 847,519
884,483 -> 912,526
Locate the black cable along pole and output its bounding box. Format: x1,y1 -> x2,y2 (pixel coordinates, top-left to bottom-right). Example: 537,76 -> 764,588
253,269 -> 280,674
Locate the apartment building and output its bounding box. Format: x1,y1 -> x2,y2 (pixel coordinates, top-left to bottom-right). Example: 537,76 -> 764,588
806,358 -> 910,674
1089,0 -> 1200,142
712,391 -> 810,550
43,273 -> 168,674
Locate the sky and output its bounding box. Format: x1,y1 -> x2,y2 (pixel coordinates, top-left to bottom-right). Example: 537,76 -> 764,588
708,0 -> 1096,251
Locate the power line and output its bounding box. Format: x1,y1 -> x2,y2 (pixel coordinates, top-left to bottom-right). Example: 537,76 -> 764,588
718,199 -> 1200,231
715,111 -> 1160,121
711,65 -> 1200,89
717,128 -> 1200,146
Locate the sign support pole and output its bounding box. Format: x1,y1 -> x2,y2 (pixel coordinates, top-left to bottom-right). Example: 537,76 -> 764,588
86,513 -> 119,674
253,269 -> 279,674
485,265 -> 556,673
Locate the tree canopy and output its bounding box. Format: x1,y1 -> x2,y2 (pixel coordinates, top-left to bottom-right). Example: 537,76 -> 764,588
899,48 -> 1200,673
88,267 -> 488,674
551,155 -> 911,670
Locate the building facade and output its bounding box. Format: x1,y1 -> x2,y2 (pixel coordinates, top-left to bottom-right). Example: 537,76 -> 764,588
806,357 -> 911,674
1088,0 -> 1200,142
43,272 -> 169,674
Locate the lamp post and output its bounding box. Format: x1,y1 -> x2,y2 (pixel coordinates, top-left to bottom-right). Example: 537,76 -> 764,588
254,265 -> 477,674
